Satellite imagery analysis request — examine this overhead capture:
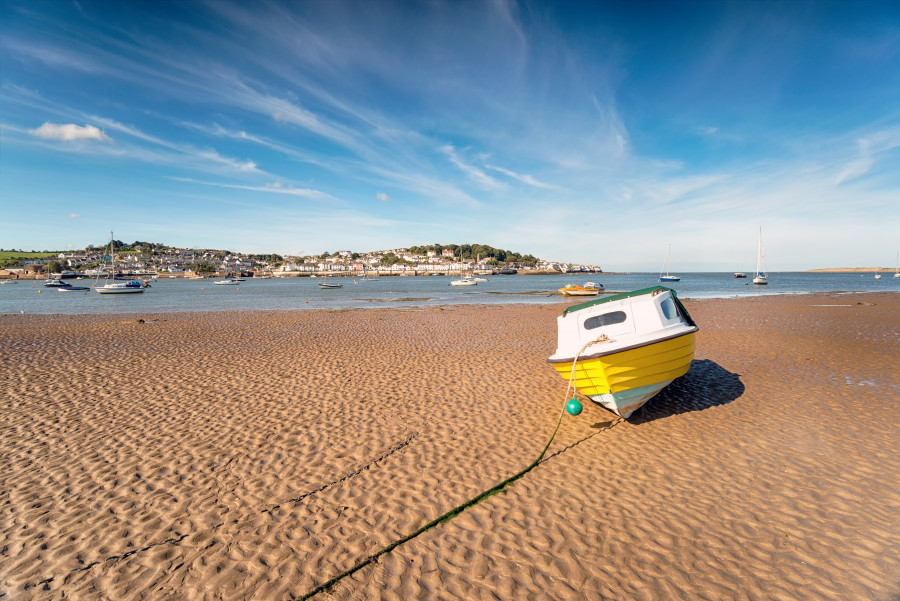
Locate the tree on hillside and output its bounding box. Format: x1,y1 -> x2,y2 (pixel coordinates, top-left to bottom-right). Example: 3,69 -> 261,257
379,252 -> 407,266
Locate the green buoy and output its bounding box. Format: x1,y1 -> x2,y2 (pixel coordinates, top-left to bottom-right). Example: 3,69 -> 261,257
566,398 -> 583,416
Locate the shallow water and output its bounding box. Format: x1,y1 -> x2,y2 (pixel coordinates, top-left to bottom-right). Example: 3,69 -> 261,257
1,272 -> 896,315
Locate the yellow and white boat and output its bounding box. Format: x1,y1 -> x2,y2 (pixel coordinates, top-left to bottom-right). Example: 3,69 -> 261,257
558,282 -> 603,296
547,286 -> 698,418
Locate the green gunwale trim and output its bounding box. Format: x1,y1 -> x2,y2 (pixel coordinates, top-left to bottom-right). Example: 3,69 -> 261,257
563,286 -> 668,316
562,286 -> 696,326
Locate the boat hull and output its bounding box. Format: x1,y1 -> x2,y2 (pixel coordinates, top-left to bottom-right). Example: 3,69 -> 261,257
558,284 -> 600,296
549,331 -> 696,418
95,286 -> 144,294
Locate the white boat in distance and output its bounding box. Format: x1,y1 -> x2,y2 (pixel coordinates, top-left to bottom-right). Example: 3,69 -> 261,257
658,244 -> 680,282
753,227 -> 768,285
95,232 -> 144,294
215,257 -> 243,284
450,275 -> 477,286
95,283 -> 144,294
318,271 -> 343,288
450,253 -> 477,286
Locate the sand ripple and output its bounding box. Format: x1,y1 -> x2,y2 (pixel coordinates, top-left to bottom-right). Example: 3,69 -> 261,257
1,295 -> 898,600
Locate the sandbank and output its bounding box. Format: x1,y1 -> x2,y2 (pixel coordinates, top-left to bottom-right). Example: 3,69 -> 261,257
1,293 -> 897,600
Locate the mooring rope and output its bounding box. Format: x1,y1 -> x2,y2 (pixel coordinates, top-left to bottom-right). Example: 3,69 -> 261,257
295,339 -> 607,600
25,433 -> 419,593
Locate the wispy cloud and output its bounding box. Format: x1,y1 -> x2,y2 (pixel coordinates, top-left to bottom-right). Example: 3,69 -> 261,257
487,164 -> 557,190
3,37 -> 108,74
169,177 -> 336,201
441,145 -> 505,191
180,121 -> 331,168
29,122 -> 111,142
3,1 -> 898,267
835,127 -> 900,185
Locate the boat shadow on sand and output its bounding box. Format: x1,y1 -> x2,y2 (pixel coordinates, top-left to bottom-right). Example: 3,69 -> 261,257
627,359 -> 745,424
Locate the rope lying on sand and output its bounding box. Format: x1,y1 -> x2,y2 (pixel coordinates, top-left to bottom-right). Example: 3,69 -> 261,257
295,342 -> 611,600
25,433 -> 419,593
294,413 -> 568,600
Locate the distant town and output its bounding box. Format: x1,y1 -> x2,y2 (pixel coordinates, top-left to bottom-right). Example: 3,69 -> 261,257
0,242 -> 603,279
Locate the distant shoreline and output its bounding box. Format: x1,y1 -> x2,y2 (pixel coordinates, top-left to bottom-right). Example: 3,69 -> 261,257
805,268 -> 892,273
3,268 -> 894,281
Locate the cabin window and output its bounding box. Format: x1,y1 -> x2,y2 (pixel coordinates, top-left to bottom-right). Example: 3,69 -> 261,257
660,298 -> 677,320
584,310 -> 627,330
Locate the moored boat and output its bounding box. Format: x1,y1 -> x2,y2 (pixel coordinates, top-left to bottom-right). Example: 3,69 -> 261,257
752,227 -> 768,285
95,281 -> 145,294
547,286 -> 698,418
94,232 -> 144,295
318,271 -> 343,288
558,282 -> 603,296
450,275 -> 476,286
658,244 -> 680,282
734,272 -> 747,278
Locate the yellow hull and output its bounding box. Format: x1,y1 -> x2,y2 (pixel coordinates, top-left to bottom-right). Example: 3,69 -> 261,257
550,332 -> 696,400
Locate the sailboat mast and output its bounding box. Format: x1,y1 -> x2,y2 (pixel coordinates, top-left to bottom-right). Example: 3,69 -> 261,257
757,228 -> 762,276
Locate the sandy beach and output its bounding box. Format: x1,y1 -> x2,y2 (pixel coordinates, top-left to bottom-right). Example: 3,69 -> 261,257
1,292 -> 898,600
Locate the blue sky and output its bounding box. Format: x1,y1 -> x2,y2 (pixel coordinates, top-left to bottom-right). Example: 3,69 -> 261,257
2,0 -> 898,270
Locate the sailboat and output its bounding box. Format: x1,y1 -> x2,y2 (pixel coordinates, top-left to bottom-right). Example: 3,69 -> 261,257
94,232 -> 144,294
658,244 -> 680,282
214,256 -> 242,285
318,266 -> 342,288
752,227 -> 768,285
359,264 -> 378,281
450,252 -> 476,286
894,252 -> 900,278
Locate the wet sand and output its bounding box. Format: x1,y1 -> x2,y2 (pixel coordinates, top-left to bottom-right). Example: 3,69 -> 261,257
1,292 -> 898,600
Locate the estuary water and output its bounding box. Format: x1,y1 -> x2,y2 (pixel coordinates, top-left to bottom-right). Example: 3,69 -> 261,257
2,272 -> 897,315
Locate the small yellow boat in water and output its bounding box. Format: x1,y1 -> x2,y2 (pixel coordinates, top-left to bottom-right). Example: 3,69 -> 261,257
547,286 -> 698,418
558,282 -> 603,296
